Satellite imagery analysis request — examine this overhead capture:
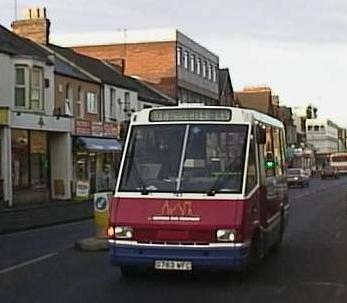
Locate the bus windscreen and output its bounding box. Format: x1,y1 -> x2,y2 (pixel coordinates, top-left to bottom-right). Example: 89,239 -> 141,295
119,124 -> 248,194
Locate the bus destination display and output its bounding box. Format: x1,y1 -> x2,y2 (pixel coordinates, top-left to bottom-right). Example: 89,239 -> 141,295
149,108 -> 232,122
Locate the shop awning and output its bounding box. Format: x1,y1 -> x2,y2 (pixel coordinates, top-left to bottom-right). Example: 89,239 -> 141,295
75,137 -> 122,152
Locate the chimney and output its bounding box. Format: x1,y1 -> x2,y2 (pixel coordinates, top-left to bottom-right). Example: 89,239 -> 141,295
11,7 -> 51,45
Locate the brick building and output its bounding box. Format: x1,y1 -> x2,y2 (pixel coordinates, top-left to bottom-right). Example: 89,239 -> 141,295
57,28 -> 220,105
234,86 -> 275,116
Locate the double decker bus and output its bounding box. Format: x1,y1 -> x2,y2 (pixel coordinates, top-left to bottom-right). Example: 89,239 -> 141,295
108,104 -> 289,276
329,152 -> 347,174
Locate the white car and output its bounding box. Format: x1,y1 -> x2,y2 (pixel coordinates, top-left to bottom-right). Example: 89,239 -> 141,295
287,168 -> 310,188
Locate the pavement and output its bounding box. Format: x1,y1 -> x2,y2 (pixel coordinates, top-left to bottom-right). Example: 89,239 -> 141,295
0,199 -> 94,234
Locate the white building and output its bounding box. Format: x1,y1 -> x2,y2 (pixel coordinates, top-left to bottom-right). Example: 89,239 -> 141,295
0,25 -> 72,206
306,118 -> 339,154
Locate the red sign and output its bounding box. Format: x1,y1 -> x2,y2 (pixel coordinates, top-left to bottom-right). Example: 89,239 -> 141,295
91,122 -> 103,136
74,119 -> 119,138
75,119 -> 91,135
104,122 -> 119,137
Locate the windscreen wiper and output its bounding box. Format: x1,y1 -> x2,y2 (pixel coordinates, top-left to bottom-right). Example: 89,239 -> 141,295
127,141 -> 149,195
206,157 -> 241,196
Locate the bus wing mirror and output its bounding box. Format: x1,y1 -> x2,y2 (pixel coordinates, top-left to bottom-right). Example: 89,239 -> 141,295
256,126 -> 266,144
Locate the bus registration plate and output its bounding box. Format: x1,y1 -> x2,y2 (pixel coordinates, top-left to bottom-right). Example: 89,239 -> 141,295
154,260 -> 192,271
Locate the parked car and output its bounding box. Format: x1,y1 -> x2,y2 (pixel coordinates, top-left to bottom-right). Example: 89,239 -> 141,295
321,165 -> 339,179
287,168 -> 310,188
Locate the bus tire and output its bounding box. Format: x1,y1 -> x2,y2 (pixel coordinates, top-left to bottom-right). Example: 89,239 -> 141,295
120,266 -> 138,279
242,230 -> 263,276
271,214 -> 284,253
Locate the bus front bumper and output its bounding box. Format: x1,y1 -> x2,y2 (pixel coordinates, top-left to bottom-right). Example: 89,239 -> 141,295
109,240 -> 251,270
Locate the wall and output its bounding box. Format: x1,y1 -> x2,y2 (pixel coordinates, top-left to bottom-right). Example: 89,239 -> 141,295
50,132 -> 72,200
0,54 -> 12,107
103,84 -> 138,123
176,31 -> 219,102
73,41 -> 177,98
54,74 -> 101,121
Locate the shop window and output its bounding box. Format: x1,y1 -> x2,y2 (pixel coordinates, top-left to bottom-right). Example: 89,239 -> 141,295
30,131 -> 48,189
12,129 -> 29,189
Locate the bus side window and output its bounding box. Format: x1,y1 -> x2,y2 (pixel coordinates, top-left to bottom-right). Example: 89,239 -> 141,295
265,126 -> 275,177
279,129 -> 287,172
246,133 -> 258,194
273,128 -> 284,176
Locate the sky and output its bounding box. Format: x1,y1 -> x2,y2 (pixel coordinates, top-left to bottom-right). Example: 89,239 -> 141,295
2,0 -> 347,126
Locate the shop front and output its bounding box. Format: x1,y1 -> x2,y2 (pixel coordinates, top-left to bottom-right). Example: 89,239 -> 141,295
73,120 -> 122,199
12,129 -> 50,204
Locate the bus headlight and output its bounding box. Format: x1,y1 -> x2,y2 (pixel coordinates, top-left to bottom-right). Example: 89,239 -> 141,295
114,226 -> 134,239
216,229 -> 236,242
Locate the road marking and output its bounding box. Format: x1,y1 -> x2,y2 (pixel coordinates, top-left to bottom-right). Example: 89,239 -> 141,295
301,281 -> 346,289
0,252 -> 57,275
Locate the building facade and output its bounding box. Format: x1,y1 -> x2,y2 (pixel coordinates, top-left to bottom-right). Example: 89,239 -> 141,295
0,25 -> 72,206
306,118 -> 340,167
58,28 -> 220,105
234,87 -> 275,117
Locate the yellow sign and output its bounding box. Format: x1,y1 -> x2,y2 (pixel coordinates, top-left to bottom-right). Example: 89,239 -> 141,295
0,108 -> 9,125
94,192 -> 111,237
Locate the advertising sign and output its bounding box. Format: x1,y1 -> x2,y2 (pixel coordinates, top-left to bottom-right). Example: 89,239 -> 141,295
76,181 -> 90,198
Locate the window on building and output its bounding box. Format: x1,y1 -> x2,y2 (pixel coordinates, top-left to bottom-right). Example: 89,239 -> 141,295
110,88 -> 116,118
30,131 -> 48,189
190,54 -> 195,73
308,125 -> 312,131
208,63 -> 212,80
202,61 -> 207,78
196,58 -> 201,75
30,67 -> 43,110
15,66 -> 28,107
76,86 -> 84,119
87,92 -> 97,114
15,65 -> 44,111
183,51 -> 189,69
124,91 -> 130,112
177,47 -> 182,66
314,125 -> 320,131
65,83 -> 73,116
212,66 -> 217,82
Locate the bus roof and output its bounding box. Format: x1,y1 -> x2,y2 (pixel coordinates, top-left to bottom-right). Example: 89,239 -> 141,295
131,103 -> 284,128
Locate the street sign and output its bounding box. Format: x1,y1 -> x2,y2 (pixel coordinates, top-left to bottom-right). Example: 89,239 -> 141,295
93,192 -> 112,237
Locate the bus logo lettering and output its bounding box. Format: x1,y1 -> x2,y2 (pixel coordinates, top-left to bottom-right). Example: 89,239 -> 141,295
149,201 -> 200,222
